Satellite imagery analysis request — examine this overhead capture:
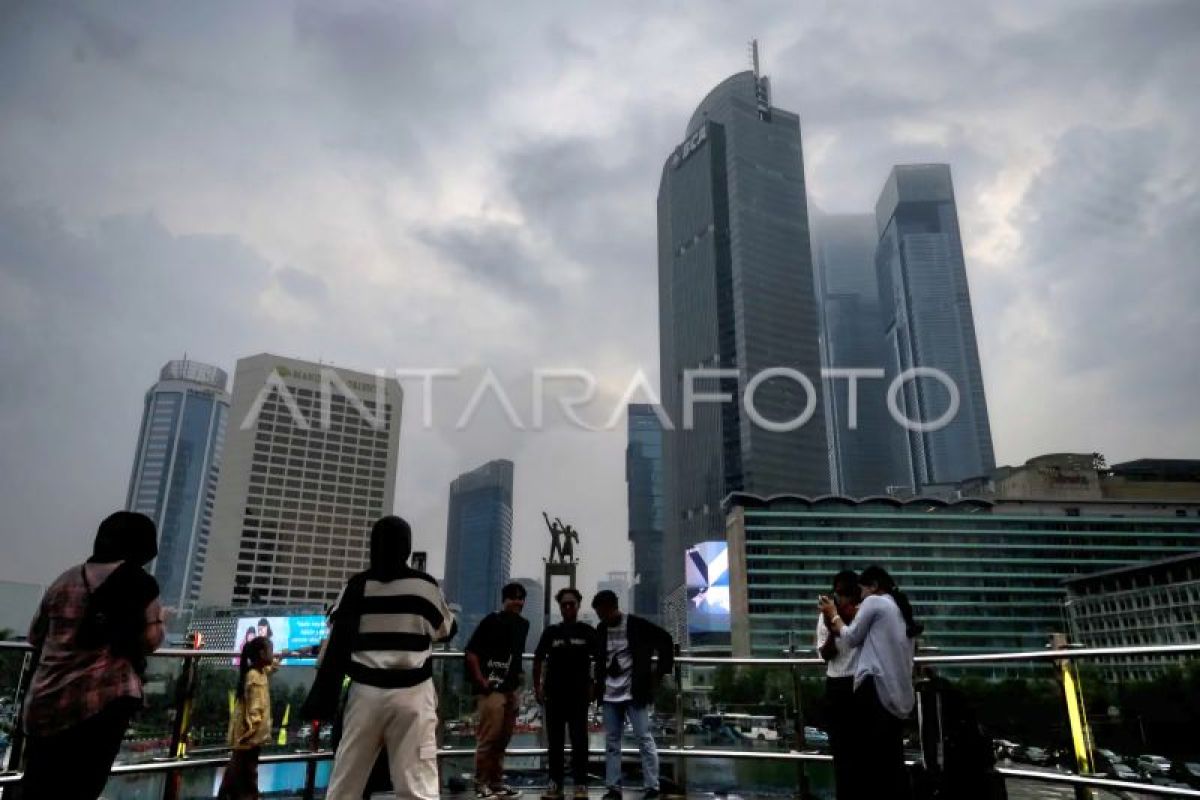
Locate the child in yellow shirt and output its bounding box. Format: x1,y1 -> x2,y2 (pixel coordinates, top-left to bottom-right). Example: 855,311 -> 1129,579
219,636 -> 277,799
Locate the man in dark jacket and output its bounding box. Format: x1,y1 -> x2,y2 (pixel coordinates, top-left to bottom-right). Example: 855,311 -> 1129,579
591,590 -> 674,800
302,516 -> 456,800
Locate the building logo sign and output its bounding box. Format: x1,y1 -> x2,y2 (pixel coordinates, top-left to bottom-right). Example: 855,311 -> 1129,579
670,124 -> 708,169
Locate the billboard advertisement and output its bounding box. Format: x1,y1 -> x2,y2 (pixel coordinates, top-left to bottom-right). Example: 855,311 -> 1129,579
233,615 -> 326,666
686,541 -> 731,636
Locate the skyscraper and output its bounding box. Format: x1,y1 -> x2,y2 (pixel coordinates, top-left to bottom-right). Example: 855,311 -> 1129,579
596,571 -> 631,610
514,576 -> 545,646
812,213 -> 896,497
657,64 -> 828,598
626,403 -> 664,621
199,354 -> 403,607
126,360 -> 230,610
874,164 -> 995,489
443,459 -> 514,634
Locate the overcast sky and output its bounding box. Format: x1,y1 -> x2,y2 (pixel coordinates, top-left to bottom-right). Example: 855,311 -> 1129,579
2,1 -> 1198,598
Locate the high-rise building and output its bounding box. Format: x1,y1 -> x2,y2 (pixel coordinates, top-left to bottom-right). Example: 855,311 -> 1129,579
199,354 -> 402,607
126,360 -> 230,610
596,571 -> 632,610
443,459 -> 514,636
514,577 -> 545,647
656,65 -> 828,601
812,213 -> 896,497
626,403 -> 665,621
874,164 -> 995,490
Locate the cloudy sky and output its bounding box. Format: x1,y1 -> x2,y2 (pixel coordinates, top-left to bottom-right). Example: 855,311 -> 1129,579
2,1 -> 1198,598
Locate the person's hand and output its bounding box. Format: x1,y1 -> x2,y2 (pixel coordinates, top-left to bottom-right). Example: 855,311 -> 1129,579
818,595 -> 837,620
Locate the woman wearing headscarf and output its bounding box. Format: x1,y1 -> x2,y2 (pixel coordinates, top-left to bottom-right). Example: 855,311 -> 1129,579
20,511 -> 165,800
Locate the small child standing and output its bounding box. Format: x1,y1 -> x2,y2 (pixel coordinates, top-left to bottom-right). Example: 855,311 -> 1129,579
219,636 -> 277,800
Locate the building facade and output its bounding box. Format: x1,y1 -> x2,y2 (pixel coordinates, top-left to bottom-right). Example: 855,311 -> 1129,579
657,68 -> 829,604
627,403 -> 665,621
127,360 -> 230,610
725,494 -> 1200,671
199,354 -> 402,607
443,459 -> 514,637
514,576 -> 545,648
874,164 -> 995,491
1065,553 -> 1200,681
812,212 -> 896,497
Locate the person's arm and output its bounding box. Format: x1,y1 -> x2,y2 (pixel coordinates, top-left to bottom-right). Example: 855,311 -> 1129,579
648,618 -> 674,677
240,673 -> 270,746
431,583 -> 458,643
27,590 -> 49,651
816,615 -> 838,663
464,617 -> 493,692
592,625 -> 606,701
532,629 -> 551,704
826,596 -> 879,649
142,598 -> 166,653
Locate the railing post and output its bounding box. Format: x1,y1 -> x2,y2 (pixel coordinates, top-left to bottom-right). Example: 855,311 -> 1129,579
162,641 -> 200,800
673,643 -> 686,792
302,720 -> 320,800
789,642 -> 811,800
1052,634 -> 1094,800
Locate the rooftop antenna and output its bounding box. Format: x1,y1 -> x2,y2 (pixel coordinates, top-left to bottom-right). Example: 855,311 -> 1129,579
751,39 -> 761,78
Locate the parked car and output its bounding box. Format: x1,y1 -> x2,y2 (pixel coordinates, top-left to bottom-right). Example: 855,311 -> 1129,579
1171,762 -> 1200,788
1136,754 -> 1173,777
993,739 -> 1019,760
1016,745 -> 1052,766
1104,761 -> 1140,781
802,726 -> 829,748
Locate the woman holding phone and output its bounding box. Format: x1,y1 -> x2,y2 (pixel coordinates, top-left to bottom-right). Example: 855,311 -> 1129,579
818,565 -> 921,798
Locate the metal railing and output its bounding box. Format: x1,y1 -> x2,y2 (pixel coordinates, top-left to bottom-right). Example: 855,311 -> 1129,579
1,640 -> 1199,798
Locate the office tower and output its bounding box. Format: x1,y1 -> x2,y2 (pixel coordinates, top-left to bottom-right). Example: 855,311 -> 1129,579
126,360 -> 230,610
874,164 -> 995,489
596,571 -> 632,610
812,213 -> 896,497
626,403 -> 665,621
514,577 -> 545,645
443,459 -> 514,634
199,354 -> 403,607
656,61 -> 828,597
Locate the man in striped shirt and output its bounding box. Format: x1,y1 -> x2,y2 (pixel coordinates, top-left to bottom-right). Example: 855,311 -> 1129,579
304,516 -> 456,800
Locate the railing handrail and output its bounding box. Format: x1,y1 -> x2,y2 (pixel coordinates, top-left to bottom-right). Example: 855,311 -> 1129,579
4,639 -> 1200,663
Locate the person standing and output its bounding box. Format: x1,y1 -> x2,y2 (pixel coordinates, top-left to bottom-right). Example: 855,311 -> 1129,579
218,636 -> 278,800
816,570 -> 862,800
591,590 -> 673,800
819,564 -> 922,799
466,583 -> 531,800
533,588 -> 598,800
20,511 -> 165,800
302,516 -> 457,800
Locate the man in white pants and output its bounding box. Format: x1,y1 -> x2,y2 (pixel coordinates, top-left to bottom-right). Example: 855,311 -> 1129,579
302,516 -> 456,800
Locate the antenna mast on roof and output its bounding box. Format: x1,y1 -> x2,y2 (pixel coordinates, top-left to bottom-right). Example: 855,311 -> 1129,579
750,39 -> 761,78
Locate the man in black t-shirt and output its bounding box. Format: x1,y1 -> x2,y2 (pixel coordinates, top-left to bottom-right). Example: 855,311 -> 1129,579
466,583 -> 530,800
533,588 -> 598,799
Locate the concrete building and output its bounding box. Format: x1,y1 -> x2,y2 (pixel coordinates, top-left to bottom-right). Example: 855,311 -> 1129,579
443,459 -> 514,638
199,354 -> 402,607
874,164 -> 995,491
626,404 -> 665,622
126,359 -> 230,611
725,493 -> 1200,671
1065,553 -> 1200,681
596,571 -> 632,610
656,62 -> 829,610
514,577 -> 545,648
812,212 -> 896,497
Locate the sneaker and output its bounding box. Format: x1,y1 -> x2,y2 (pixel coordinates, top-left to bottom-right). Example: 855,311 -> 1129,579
541,782 -> 564,800
643,789 -> 660,800
475,787 -> 498,800
492,785 -> 522,798
573,786 -> 590,799
602,790 -> 623,800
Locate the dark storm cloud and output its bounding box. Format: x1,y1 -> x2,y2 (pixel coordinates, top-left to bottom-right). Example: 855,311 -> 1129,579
1,0 -> 1197,594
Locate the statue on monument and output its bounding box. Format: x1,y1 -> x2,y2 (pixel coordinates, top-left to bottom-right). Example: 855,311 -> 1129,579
543,512 -> 580,564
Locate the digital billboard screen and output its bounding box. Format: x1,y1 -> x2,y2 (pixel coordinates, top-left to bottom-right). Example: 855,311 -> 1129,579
686,541 -> 731,636
232,615 -> 326,666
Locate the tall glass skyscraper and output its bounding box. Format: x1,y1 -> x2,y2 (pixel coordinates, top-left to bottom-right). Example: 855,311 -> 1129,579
126,360 -> 230,610
443,459 -> 514,635
813,212 -> 896,497
626,404 -> 664,621
875,164 -> 995,489
657,68 -> 828,599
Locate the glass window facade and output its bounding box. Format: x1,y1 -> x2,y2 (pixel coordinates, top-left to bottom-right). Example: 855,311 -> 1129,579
443,459 -> 514,638
627,404 -> 665,622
